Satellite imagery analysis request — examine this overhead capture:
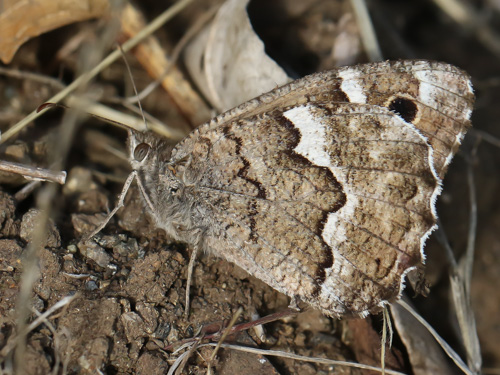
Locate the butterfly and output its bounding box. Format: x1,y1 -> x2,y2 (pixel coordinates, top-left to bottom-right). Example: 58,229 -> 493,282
119,60 -> 473,318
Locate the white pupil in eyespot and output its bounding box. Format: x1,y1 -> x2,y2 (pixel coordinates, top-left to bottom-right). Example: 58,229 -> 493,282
134,143 -> 150,161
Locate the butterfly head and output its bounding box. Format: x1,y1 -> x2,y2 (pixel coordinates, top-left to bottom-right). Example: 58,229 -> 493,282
126,130 -> 199,241
127,130 -> 174,172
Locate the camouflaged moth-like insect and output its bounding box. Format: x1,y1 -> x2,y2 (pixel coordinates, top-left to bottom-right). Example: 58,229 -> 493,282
110,60 -> 474,318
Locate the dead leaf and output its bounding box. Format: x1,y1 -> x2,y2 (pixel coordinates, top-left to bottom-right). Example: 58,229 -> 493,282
0,0 -> 110,64
390,302 -> 457,375
184,0 -> 291,112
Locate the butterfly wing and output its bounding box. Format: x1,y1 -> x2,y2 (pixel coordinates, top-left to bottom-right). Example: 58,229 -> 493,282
169,60 -> 473,317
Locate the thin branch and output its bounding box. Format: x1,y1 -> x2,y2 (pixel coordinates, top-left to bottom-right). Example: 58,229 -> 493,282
0,160 -> 66,185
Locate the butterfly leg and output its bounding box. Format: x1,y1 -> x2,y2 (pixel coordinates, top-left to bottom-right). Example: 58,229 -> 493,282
84,170 -> 138,242
184,244 -> 200,318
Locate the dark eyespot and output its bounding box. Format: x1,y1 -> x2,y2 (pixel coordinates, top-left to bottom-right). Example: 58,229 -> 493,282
134,143 -> 150,161
388,97 -> 418,123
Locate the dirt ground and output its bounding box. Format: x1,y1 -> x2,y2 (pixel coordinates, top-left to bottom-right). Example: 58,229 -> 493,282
1,0 -> 499,374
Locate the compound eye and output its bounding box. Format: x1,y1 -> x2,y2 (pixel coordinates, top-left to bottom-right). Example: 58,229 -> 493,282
133,143 -> 150,161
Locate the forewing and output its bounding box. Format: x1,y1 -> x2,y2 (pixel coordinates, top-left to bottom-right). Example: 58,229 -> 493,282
174,60 -> 474,178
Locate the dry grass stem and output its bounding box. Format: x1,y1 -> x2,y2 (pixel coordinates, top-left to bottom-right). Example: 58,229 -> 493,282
120,2 -> 210,126
1,0 -> 195,143
0,160 -> 66,184
397,299 -> 474,375
350,0 -> 383,61
201,342 -> 407,375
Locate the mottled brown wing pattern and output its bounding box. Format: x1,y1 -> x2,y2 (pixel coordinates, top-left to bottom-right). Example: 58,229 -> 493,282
147,60 -> 473,317
174,60 -> 474,179
331,61 -> 474,178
